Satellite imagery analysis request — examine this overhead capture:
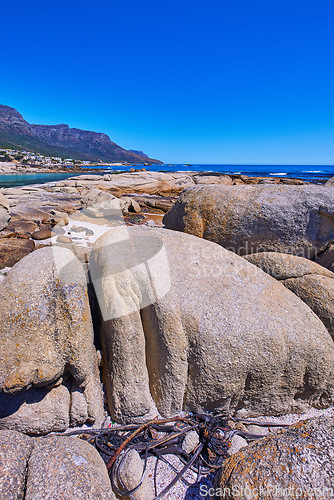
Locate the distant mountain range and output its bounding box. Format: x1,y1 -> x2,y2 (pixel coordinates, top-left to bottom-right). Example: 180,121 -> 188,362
128,150 -> 148,158
0,105 -> 162,164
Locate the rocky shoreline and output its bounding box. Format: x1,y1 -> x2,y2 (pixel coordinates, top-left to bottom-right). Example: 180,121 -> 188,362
0,159 -> 109,174
0,171 -> 333,499
0,170 -> 313,268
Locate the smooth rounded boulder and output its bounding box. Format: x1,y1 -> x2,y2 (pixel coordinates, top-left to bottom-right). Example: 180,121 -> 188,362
218,415 -> 334,500
0,246 -> 104,434
0,431 -> 116,500
25,436 -> 115,500
245,252 -> 334,338
163,185 -> 334,258
90,226 -> 334,423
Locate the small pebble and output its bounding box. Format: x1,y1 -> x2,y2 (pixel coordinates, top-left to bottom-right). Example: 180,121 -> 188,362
182,430 -> 199,454
32,229 -> 52,240
57,235 -> 72,244
227,435 -> 248,456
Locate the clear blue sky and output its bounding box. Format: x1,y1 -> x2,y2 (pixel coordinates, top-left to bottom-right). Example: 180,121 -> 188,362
1,0 -> 334,164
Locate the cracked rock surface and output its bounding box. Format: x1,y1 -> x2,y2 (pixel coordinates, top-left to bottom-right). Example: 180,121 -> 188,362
90,226 -> 334,423
163,184 -> 334,258
0,430 -> 32,500
0,246 -> 104,434
218,415 -> 334,500
245,252 -> 334,338
0,431 -> 115,500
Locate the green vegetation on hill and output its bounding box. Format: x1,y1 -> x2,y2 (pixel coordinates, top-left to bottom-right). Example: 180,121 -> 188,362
0,105 -> 162,164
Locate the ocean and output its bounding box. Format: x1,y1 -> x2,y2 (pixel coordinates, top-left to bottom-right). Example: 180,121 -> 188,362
0,164 -> 333,188
110,163 -> 334,183
0,172 -> 87,188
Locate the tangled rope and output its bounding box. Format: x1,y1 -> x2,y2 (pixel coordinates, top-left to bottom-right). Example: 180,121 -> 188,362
64,413 -> 287,499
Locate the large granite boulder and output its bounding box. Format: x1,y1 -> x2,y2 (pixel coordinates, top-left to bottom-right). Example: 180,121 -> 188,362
25,436 -> 115,500
326,176 -> 334,186
0,384 -> 72,435
192,173 -> 233,185
82,188 -> 118,209
0,430 -> 33,500
245,252 -> 334,338
133,195 -> 176,213
82,188 -> 141,216
218,415 -> 334,500
90,226 -> 334,423
102,171 -> 196,196
56,172 -> 196,196
0,192 -> 10,231
0,246 -> 104,434
163,185 -> 334,258
0,431 -> 116,500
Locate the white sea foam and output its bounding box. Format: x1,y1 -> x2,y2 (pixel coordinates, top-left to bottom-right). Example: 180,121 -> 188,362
302,170 -> 323,173
176,170 -> 197,173
269,172 -> 288,176
176,170 -> 214,173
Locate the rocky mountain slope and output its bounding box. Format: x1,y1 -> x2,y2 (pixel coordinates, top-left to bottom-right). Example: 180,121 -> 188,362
0,105 -> 161,164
